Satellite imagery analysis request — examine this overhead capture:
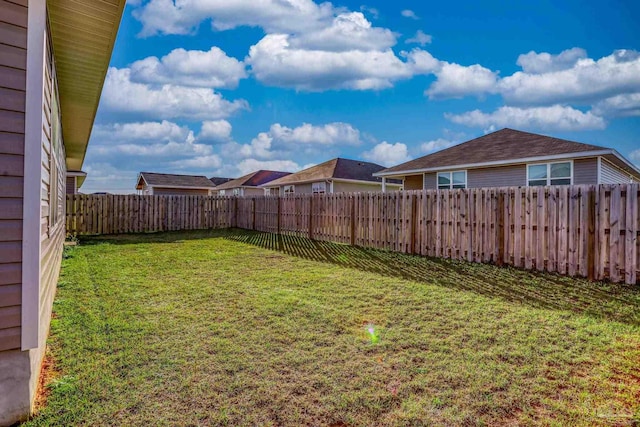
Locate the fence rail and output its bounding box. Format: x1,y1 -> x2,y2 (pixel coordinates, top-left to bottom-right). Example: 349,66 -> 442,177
66,184 -> 640,285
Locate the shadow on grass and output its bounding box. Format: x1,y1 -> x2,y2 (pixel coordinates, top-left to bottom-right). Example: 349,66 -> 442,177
225,230 -> 640,326
77,228 -> 640,326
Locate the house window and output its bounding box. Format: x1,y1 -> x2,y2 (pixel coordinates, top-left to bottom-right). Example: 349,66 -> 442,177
284,185 -> 295,195
312,182 -> 326,194
437,171 -> 466,190
219,189 -> 226,196
527,161 -> 572,186
232,188 -> 242,196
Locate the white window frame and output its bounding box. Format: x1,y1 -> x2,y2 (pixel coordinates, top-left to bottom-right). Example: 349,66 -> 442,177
312,181 -> 326,194
526,160 -> 573,187
284,185 -> 295,195
232,188 -> 243,196
219,189 -> 226,196
437,170 -> 467,190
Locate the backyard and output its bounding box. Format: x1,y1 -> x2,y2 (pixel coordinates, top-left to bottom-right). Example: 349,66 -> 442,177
25,229 -> 640,426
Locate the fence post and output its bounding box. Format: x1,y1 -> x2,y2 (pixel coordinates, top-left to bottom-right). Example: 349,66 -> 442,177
587,185 -> 596,281
252,197 -> 256,230
410,192 -> 417,254
309,195 -> 314,240
350,195 -> 356,246
497,190 -> 505,266
277,196 -> 281,235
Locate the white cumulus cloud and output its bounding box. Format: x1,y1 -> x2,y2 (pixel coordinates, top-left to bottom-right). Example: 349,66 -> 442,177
401,9 -> 419,20
199,120 -> 233,142
406,30 -> 432,46
129,47 -> 246,89
420,138 -> 455,153
445,105 -> 606,131
516,47 -> 587,74
93,120 -> 193,142
247,34 -> 430,91
133,0 -> 335,37
592,93 -> 640,117
236,158 -> 301,175
269,122 -> 361,145
499,49 -> 640,105
102,67 -> 249,120
426,62 -> 499,99
362,141 -> 411,166
289,12 -> 397,52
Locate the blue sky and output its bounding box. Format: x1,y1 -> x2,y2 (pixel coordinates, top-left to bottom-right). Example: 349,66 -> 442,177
83,0 -> 640,193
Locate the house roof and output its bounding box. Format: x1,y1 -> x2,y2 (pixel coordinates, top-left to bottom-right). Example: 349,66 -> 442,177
263,158 -> 401,187
378,128 -> 612,176
214,170 -> 292,190
209,177 -> 234,186
49,0 -> 126,171
136,172 -> 216,190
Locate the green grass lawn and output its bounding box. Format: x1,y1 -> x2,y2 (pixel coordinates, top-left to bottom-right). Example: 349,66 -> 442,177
25,229 -> 640,426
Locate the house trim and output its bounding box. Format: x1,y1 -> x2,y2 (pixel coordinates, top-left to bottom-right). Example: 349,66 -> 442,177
597,156 -> 602,184
21,0 -> 47,350
373,149 -> 640,178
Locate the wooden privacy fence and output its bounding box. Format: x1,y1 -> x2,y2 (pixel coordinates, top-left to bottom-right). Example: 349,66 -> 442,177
67,184 -> 640,285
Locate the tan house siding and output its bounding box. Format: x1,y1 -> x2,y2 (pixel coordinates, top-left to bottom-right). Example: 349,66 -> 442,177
403,175 -> 422,190
281,183 -> 312,194
573,158 -> 598,184
242,187 -> 263,196
334,181 -> 384,193
0,0 -> 28,351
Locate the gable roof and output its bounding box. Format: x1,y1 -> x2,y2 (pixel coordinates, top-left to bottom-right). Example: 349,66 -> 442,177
209,177 -> 234,186
263,158 -> 399,187
214,170 -> 292,190
136,172 -> 216,190
377,128 -> 611,176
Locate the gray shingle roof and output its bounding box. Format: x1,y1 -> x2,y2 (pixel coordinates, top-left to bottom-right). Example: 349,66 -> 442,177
264,158 -> 401,186
137,172 -> 216,189
213,170 -> 292,190
379,128 -> 608,174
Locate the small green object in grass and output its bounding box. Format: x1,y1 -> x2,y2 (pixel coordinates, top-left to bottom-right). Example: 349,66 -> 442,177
366,324 -> 379,344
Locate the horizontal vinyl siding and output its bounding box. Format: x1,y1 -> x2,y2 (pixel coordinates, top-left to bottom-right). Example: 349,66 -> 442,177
333,181 -> 384,193
403,175 -> 422,190
0,0 -> 27,349
467,165 -> 526,188
573,158 -> 598,184
39,26 -> 65,351
600,158 -> 636,184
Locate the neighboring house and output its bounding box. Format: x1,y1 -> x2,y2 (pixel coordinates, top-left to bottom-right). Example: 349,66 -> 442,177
374,128 -> 640,190
262,158 -> 402,195
136,172 -> 216,195
213,170 -> 292,196
210,176 -> 233,187
0,1 -> 126,424
66,170 -> 87,194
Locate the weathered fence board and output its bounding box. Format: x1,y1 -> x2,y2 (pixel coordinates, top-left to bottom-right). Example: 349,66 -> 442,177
67,184 -> 640,285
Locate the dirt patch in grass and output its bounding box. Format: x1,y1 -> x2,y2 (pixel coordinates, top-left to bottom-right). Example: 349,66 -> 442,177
32,347 -> 60,416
